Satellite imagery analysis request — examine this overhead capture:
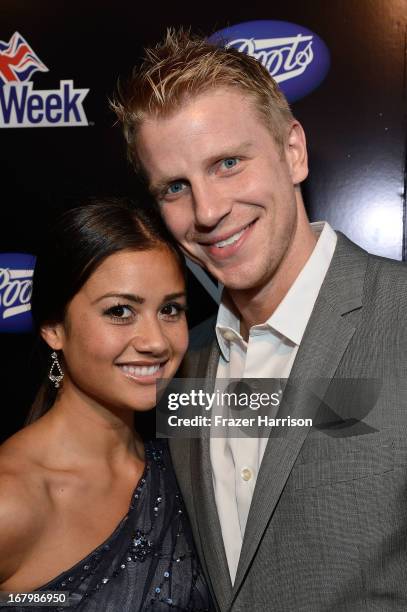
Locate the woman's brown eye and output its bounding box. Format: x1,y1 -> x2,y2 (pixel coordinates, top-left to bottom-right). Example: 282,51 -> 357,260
160,302 -> 186,318
105,305 -> 133,320
161,304 -> 177,316
111,306 -> 125,316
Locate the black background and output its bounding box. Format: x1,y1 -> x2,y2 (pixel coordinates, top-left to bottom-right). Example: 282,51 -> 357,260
1,0 -> 406,441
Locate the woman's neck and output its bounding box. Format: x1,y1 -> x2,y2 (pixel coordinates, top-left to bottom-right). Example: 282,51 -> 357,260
36,384 -> 144,471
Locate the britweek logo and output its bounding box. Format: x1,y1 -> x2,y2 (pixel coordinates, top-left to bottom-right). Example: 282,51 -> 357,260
209,20 -> 330,102
0,253 -> 35,333
0,32 -> 89,128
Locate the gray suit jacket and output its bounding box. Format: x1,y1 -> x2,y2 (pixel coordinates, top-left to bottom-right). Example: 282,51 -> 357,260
169,233 -> 407,611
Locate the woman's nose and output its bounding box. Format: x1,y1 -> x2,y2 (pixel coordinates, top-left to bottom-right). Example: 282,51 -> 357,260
130,317 -> 170,356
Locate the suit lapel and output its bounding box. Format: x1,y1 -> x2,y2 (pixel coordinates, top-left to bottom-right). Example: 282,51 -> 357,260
171,332 -> 233,608
190,339 -> 234,609
190,439 -> 233,609
233,233 -> 368,598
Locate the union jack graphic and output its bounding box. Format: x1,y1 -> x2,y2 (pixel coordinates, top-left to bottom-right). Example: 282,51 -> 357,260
0,31 -> 48,85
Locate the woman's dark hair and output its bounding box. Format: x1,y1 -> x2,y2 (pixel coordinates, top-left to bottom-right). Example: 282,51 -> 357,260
27,196 -> 185,424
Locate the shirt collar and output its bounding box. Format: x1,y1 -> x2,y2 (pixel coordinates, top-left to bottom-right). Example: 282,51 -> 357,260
215,292 -> 241,358
215,221 -> 337,360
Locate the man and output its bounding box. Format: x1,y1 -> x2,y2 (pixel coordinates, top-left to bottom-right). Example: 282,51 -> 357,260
114,30 -> 407,611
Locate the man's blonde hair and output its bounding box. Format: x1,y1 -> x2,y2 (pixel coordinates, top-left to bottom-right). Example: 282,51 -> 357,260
112,28 -> 295,170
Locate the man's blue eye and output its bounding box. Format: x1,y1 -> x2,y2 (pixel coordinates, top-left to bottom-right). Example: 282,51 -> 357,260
168,182 -> 184,194
222,158 -> 238,169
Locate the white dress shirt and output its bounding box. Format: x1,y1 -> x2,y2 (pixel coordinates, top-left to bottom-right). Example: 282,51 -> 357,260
210,222 -> 337,582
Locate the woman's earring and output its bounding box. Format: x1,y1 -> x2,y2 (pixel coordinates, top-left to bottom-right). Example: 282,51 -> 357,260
48,351 -> 64,388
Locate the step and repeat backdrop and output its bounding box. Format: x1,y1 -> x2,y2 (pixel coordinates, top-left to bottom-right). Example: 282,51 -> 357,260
1,0 -> 406,440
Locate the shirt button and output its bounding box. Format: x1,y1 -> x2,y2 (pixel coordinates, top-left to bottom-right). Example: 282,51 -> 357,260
241,467 -> 252,481
223,330 -> 235,342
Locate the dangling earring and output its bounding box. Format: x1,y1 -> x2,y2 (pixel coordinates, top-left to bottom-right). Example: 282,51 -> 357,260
48,351 -> 64,388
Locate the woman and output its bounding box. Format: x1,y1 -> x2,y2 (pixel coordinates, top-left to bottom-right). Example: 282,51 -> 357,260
0,198 -> 212,611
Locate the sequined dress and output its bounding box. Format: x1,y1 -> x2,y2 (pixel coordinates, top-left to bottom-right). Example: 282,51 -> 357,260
2,441 -> 213,611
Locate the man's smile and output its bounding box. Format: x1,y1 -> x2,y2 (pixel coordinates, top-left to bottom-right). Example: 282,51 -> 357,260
198,220 -> 257,260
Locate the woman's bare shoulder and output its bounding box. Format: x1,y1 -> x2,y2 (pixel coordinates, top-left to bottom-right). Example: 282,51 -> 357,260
0,428 -> 48,583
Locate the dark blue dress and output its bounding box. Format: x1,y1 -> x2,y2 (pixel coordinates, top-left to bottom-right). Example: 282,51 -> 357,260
1,441 -> 213,611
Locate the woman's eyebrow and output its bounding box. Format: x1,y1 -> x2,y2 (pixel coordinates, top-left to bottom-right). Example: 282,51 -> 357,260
92,292 -> 145,305
162,292 -> 187,301
92,291 -> 187,305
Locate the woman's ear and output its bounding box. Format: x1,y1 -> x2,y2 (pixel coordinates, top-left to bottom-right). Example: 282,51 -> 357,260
40,322 -> 65,351
284,121 -> 309,185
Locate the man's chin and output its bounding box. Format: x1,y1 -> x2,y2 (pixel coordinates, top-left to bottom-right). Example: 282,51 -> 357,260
184,251 -> 261,292
215,271 -> 259,293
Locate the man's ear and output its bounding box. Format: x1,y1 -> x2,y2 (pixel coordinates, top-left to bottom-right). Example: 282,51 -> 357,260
40,322 -> 65,351
285,121 -> 308,185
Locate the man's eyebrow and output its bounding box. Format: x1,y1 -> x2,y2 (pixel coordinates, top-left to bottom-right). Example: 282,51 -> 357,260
205,141 -> 254,163
92,293 -> 145,305
149,142 -> 254,196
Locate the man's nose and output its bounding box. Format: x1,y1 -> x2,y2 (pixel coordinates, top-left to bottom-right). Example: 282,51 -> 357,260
192,182 -> 232,229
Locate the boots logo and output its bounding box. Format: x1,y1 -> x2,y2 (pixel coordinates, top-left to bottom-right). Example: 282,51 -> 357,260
0,32 -> 89,127
209,20 -> 330,102
0,253 -> 35,333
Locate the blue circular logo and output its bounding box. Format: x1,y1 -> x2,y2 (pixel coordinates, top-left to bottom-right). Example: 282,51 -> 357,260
0,252 -> 36,333
209,20 -> 330,103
